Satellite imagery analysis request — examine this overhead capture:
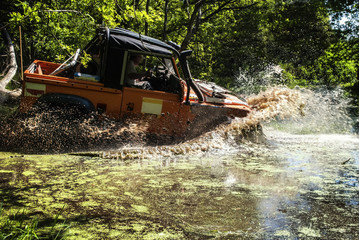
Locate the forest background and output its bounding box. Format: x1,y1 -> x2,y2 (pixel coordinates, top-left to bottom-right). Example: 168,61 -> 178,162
1,0 -> 359,105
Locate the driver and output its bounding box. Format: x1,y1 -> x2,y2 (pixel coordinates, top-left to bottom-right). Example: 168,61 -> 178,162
125,54 -> 152,89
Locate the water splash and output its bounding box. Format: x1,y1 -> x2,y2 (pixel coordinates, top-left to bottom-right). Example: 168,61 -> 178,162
265,87 -> 354,134
0,85 -> 299,154
235,65 -> 286,94
235,65 -> 355,134
0,84 -> 355,155
103,86 -> 309,159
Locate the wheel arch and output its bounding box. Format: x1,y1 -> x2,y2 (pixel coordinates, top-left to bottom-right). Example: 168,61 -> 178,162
35,93 -> 95,113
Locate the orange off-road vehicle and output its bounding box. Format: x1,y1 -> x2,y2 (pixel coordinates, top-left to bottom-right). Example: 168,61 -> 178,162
20,27 -> 250,136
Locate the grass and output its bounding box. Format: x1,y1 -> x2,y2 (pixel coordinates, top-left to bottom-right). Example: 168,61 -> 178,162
0,204 -> 71,240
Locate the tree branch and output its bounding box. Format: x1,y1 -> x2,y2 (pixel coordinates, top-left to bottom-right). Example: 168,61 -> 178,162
180,0 -> 205,51
114,0 -> 124,11
202,1 -> 258,23
43,10 -> 81,13
201,0 -> 235,16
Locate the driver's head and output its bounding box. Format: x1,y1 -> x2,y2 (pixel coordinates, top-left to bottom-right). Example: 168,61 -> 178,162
130,54 -> 143,65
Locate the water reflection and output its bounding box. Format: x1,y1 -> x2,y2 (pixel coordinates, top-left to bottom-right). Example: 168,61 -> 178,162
258,129 -> 359,239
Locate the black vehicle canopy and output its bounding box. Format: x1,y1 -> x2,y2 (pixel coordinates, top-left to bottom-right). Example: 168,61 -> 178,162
83,27 -> 203,101
107,28 -> 177,56
88,27 -> 180,89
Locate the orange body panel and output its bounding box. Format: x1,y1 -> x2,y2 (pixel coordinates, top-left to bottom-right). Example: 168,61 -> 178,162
121,87 -> 181,115
119,87 -> 197,135
21,61 -> 124,118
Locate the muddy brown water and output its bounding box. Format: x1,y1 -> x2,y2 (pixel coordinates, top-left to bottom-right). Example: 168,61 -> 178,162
0,87 -> 358,239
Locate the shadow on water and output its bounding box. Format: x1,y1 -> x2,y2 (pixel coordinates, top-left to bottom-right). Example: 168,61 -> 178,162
0,86 -> 359,239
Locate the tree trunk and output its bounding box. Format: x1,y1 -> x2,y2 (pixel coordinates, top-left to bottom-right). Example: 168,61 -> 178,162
180,0 -> 203,52
162,0 -> 169,41
0,27 -> 17,90
178,1 -> 257,52
0,26 -> 21,104
145,0 -> 150,35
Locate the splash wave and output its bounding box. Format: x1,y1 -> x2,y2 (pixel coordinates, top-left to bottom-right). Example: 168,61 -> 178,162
0,86 -> 354,154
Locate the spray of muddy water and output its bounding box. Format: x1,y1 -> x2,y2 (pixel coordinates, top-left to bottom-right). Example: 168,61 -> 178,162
2,82 -> 352,157
101,85 -> 356,161
0,86 -> 297,154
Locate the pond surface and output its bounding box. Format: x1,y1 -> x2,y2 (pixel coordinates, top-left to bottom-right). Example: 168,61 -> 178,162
1,125 -> 358,239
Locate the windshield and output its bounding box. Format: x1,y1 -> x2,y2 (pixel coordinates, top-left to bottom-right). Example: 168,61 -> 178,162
125,53 -> 182,94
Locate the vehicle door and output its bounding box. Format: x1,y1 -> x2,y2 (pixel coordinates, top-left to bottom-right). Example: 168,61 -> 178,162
120,52 -> 185,135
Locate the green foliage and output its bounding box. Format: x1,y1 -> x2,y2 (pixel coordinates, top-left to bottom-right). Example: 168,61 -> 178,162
267,0 -> 333,66
7,0 -> 99,65
283,39 -> 358,89
1,0 -> 359,96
